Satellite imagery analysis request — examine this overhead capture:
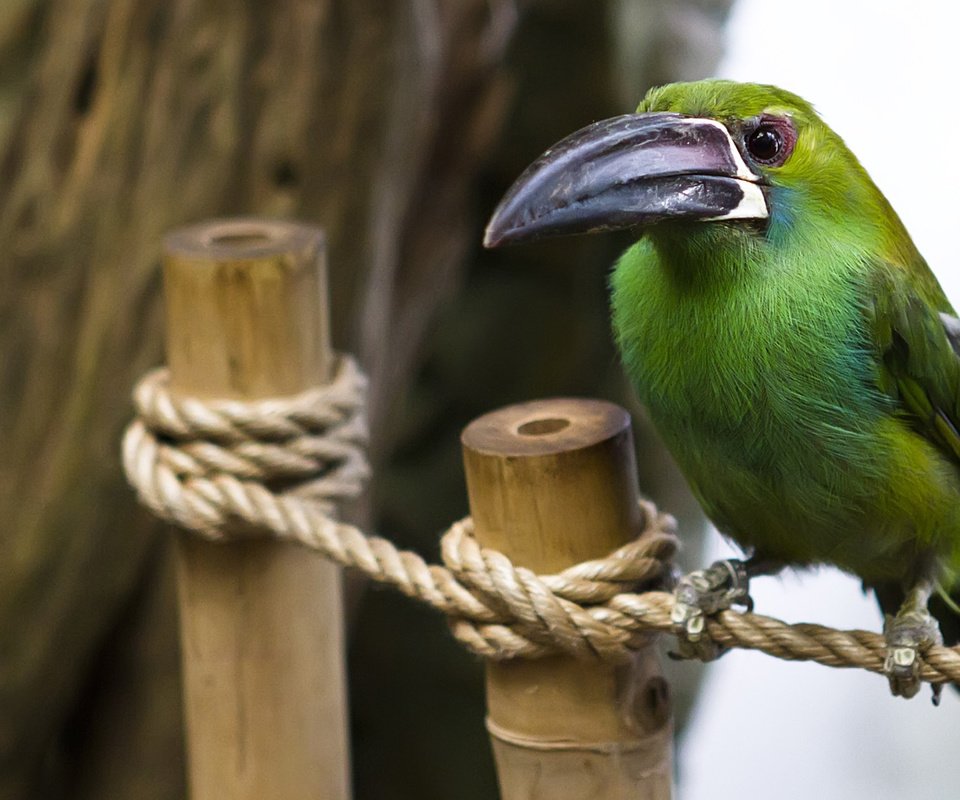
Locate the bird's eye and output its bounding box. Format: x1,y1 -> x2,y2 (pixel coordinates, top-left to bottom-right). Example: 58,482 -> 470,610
743,116 -> 796,167
747,124 -> 782,162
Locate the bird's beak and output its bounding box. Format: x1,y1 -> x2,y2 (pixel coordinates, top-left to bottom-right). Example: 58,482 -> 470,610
484,113 -> 767,248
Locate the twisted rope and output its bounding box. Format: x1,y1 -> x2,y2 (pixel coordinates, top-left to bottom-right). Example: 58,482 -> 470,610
122,359 -> 960,684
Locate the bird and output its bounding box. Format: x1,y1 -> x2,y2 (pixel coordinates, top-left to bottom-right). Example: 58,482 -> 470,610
484,79 -> 960,700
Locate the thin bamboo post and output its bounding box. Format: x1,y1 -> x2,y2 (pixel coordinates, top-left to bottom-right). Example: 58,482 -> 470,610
461,398 -> 672,799
162,219 -> 350,800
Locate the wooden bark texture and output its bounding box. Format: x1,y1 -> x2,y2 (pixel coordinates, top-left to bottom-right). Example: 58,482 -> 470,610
0,2 -> 513,798
0,1 -> 731,798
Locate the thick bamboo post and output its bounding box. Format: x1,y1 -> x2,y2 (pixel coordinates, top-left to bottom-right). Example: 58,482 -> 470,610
461,398 -> 672,799
162,219 -> 350,800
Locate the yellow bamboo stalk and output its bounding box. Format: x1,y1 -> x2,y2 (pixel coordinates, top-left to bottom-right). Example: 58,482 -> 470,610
461,398 -> 672,799
162,218 -> 350,800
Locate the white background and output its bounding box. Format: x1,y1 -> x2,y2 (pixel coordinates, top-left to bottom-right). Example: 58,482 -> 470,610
678,1 -> 960,797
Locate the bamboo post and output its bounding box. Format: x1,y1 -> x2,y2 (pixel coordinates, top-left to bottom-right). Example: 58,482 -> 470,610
162,218 -> 350,800
461,398 -> 672,799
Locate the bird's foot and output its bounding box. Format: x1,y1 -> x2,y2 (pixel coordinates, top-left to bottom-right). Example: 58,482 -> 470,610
670,559 -> 752,661
883,604 -> 942,700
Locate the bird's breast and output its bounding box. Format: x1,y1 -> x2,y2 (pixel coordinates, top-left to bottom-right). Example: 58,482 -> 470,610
615,249 -> 884,473
610,241 -> 916,568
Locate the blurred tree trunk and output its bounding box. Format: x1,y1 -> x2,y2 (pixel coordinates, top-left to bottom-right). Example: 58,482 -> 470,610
0,1 -> 731,798
0,2 -> 514,798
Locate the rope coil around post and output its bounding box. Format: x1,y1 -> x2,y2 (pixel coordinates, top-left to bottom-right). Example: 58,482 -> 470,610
121,356 -> 960,685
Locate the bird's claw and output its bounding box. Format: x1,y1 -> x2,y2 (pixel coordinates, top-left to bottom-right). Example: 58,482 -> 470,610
670,559 -> 752,662
882,607 -> 942,700
670,602 -> 722,661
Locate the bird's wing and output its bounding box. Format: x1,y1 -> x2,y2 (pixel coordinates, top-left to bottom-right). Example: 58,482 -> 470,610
869,262 -> 960,463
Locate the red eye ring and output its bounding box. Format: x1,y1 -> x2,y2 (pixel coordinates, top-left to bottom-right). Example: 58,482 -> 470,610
744,116 -> 796,167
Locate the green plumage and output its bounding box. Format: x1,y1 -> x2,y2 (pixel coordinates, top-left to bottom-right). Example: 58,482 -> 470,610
611,81 -> 960,608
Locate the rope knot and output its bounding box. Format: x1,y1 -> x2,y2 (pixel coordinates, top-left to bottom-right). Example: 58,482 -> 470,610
438,502 -> 678,661
123,355 -> 370,539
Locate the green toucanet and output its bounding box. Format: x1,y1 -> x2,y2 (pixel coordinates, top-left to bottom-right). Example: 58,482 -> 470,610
484,79 -> 960,700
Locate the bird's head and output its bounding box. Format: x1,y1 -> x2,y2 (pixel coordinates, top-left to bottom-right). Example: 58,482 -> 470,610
484,80 -> 887,253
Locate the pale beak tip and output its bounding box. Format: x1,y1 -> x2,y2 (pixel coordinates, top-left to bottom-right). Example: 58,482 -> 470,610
483,214 -> 513,249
